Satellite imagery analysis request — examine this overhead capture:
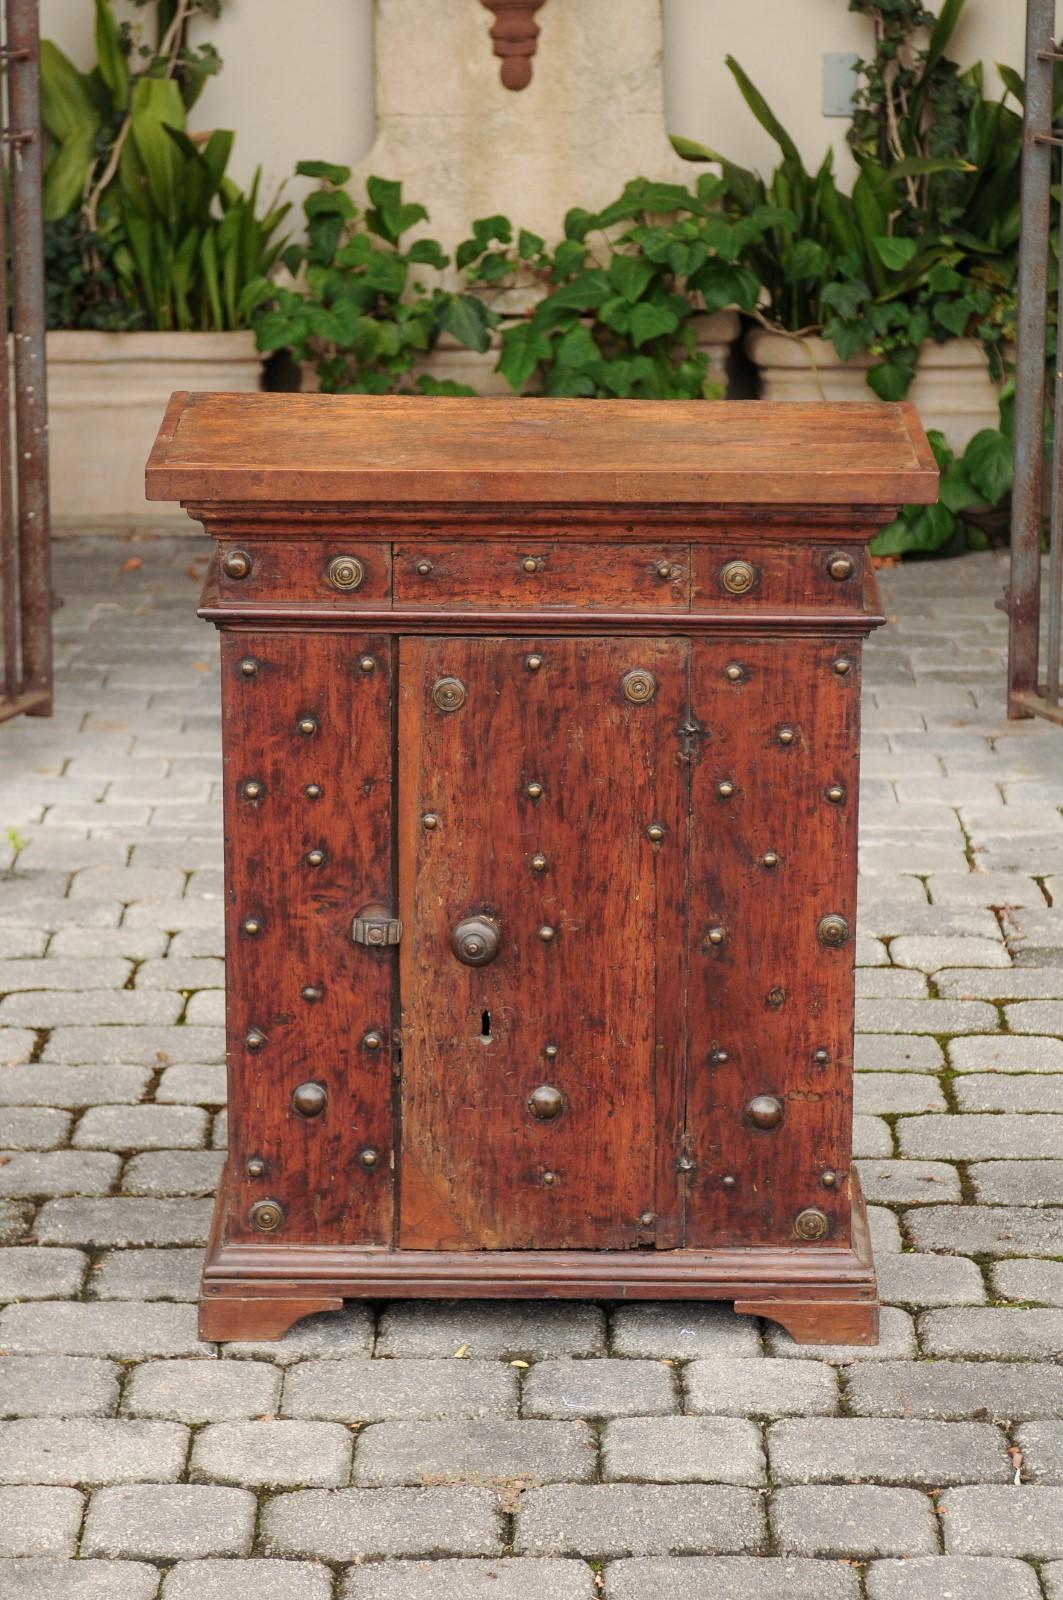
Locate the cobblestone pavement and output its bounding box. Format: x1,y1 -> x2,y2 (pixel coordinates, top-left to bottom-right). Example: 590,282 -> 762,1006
0,536 -> 1062,1598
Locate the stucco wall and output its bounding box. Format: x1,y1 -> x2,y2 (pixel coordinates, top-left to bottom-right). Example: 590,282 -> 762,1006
41,0 -> 1029,201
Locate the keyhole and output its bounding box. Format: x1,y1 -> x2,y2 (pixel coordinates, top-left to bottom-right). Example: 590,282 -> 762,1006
481,1009 -> 492,1043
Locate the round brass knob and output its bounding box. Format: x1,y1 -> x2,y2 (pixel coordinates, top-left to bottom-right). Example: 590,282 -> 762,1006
525,654 -> 544,672
222,549 -> 252,580
415,559 -> 434,576
239,658 -> 258,678
777,725 -> 796,745
531,853 -> 547,872
241,780 -> 263,801
720,559 -> 757,596
822,1169 -> 838,1188
761,850 -> 780,869
422,813 -> 439,830
747,1094 -> 785,1129
359,656 -> 375,673
432,677 -> 466,713
326,555 -> 364,592
538,925 -> 556,943
246,1158 -> 266,1179
245,1029 -> 266,1052
621,668 -> 657,704
363,1031 -> 383,1051
827,552 -> 855,581
794,1207 -> 830,1241
305,784 -> 323,800
451,915 -> 501,967
725,663 -> 744,683
818,913 -> 850,948
544,1043 -> 559,1059
298,716 -> 318,736
526,781 -> 544,800
717,780 -> 735,798
528,1084 -> 564,1120
305,848 -> 326,869
359,1148 -> 380,1168
250,1198 -> 285,1232
833,657 -> 854,677
706,926 -> 726,946
722,1174 -> 737,1189
241,917 -> 262,937
814,1048 -> 830,1066
825,784 -> 846,805
646,823 -> 666,843
656,560 -> 674,579
301,985 -> 323,1003
292,1081 -> 327,1118
522,556 -> 541,574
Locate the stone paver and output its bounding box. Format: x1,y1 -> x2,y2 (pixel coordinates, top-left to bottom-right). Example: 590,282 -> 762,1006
1,542 -> 1061,1591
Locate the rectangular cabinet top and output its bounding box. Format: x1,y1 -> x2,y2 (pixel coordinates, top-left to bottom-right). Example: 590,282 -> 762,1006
146,391 -> 937,508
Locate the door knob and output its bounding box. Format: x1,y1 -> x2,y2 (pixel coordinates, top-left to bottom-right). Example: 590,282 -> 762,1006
451,915 -> 501,966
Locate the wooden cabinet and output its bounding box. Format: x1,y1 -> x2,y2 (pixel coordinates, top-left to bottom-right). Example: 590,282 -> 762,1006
147,392 -> 936,1346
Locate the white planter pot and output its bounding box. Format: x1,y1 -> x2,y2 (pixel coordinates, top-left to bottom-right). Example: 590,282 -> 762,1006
303,310 -> 742,398
46,330 -> 262,523
745,329 -> 1003,453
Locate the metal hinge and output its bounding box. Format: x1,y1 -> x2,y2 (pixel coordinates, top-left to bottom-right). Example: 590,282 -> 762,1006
352,914 -> 403,948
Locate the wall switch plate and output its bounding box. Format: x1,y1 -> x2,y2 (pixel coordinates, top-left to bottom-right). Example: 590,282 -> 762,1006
823,52 -> 860,117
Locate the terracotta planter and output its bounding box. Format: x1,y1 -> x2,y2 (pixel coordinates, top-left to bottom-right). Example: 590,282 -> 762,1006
303,310 -> 742,398
746,329 -> 1004,452
47,330 -> 262,523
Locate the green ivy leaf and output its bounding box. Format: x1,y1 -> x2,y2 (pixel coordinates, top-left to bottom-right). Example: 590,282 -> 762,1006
563,207 -> 596,242
785,239 -> 829,281
441,292 -> 492,353
934,297 -> 975,337
498,323 -> 554,391
296,159 -> 352,186
963,428 -> 1013,505
629,302 -> 679,347
871,502 -> 956,556
554,321 -> 600,369
551,240 -> 588,278
416,374 -> 477,397
608,253 -> 656,305
872,235 -> 919,271
866,360 -> 915,400
518,228 -> 545,260
407,238 -> 449,269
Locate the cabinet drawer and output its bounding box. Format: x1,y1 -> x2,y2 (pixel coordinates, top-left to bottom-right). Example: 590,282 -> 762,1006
215,539 -> 392,607
393,541 -> 689,609
690,542 -> 865,612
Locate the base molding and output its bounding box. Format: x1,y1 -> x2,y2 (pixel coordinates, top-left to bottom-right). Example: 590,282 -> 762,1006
199,1174 -> 877,1345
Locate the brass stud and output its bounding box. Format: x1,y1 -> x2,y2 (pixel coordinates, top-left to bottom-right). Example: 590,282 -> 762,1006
292,1081 -> 327,1118
827,551 -> 856,581
538,924 -> 556,943
777,724 -> 796,745
646,823 -> 666,843
522,556 -> 541,574
250,1198 -> 285,1233
422,813 -> 439,830
415,559 -> 434,577
239,657 -> 258,677
297,716 -> 318,737
542,1170 -> 557,1185
301,985 -> 323,1003
621,668 -> 657,704
433,676 -> 466,713
655,560 -> 674,579
817,913 -> 850,948
531,852 -> 548,872
814,1048 -> 830,1066
794,1207 -> 830,1241
707,926 -> 726,946
359,1148 -> 379,1168
529,1084 -> 564,1120
833,656 -> 854,677
717,780 -> 735,799
640,1210 -> 655,1225
711,1048 -> 729,1064
544,1043 -> 559,1059
305,848 -> 326,869
245,1028 -> 266,1052
767,986 -> 786,1009
725,663 -> 744,683
676,1155 -> 696,1173
241,917 -> 262,937
821,1169 -> 838,1188
526,781 -> 544,800
747,1094 -> 785,1129
363,1031 -> 383,1051
720,558 -> 757,596
359,655 -> 376,673
326,554 -> 364,592
525,653 -> 544,672
246,1157 -> 266,1178
761,850 -> 780,869
722,1174 -> 737,1189
305,783 -> 323,800
826,784 -> 846,805
241,780 -> 263,801
222,549 -> 252,580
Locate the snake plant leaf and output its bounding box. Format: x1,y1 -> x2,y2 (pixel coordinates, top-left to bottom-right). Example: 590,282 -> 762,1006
93,0 -> 128,111
39,40 -> 99,143
724,56 -> 803,169
997,64 -> 1025,106
129,77 -> 185,227
925,0 -> 967,77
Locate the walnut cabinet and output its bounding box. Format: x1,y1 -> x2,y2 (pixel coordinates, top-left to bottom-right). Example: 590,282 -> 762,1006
146,392 -> 937,1345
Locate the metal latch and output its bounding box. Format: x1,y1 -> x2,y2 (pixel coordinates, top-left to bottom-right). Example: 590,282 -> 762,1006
352,914 -> 403,948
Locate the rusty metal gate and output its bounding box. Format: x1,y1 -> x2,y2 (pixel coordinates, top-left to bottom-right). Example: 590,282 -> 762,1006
1008,0 -> 1063,722
0,0 -> 49,724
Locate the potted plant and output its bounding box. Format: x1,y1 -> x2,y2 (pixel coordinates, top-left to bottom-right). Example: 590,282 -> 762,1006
41,0 -> 289,520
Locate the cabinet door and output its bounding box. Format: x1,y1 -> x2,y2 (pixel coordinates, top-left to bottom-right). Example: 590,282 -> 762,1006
683,637 -> 861,1248
219,631 -> 396,1246
397,636 -> 688,1250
